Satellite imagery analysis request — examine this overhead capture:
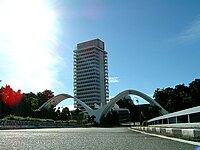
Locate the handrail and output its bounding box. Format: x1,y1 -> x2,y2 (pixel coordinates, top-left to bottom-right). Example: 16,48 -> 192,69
148,105 -> 200,125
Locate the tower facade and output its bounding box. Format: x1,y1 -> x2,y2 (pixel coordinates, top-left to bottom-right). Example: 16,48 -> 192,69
74,39 -> 109,110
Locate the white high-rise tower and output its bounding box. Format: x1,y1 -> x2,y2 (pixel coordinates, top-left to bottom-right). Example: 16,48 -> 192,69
74,39 -> 109,110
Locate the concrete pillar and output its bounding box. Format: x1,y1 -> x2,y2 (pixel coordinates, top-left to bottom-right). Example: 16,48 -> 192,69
187,114 -> 190,123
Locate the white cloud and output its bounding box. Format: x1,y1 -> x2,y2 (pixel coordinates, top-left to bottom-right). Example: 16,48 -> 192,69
0,44 -> 64,93
109,77 -> 119,83
0,0 -> 65,93
176,17 -> 200,43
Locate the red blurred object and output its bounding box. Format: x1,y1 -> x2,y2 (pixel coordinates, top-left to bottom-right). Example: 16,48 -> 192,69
1,85 -> 24,106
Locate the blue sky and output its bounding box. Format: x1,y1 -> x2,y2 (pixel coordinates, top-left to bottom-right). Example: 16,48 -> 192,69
0,0 -> 200,109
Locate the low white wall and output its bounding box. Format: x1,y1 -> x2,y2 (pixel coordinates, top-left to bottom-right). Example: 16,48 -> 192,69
131,126 -> 200,142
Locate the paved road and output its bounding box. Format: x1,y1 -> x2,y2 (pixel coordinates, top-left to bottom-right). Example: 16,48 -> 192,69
0,127 -> 198,150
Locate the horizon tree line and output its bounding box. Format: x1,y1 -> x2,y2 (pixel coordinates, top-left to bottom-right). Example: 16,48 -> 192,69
0,78 -> 200,121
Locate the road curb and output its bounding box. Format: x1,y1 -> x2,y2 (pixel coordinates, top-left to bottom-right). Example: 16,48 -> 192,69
131,126 -> 200,142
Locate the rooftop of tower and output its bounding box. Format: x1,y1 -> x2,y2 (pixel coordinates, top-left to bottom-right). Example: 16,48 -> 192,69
77,39 -> 104,50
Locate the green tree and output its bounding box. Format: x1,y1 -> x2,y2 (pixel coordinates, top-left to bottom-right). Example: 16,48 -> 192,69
140,106 -> 160,125
189,79 -> 200,106
42,89 -> 54,100
154,79 -> 200,113
117,96 -> 137,122
117,96 -> 134,108
174,84 -> 192,110
60,107 -> 70,120
23,93 -> 39,117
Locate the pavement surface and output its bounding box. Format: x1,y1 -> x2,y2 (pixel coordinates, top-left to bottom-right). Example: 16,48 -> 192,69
0,127 -> 199,150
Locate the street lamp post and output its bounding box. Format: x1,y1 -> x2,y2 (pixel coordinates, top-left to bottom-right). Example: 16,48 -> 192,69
134,97 -> 141,125
133,97 -> 139,126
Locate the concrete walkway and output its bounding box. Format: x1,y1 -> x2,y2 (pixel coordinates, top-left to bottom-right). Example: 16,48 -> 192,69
131,126 -> 200,142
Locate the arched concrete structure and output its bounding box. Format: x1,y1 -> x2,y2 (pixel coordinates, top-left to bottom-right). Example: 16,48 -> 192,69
37,89 -> 168,123
37,94 -> 93,115
94,89 -> 168,123
103,89 -> 168,116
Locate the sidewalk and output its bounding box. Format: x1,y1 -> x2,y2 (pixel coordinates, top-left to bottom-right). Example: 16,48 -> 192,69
131,126 -> 200,142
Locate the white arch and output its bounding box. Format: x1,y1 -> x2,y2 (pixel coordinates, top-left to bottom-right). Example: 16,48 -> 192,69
37,89 -> 168,123
37,94 -> 93,115
96,89 -> 168,123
